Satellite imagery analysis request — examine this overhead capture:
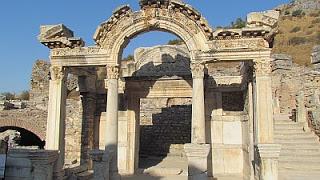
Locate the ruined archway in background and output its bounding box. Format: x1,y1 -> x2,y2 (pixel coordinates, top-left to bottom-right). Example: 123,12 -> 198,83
0,126 -> 45,148
94,0 -> 213,64
0,119 -> 46,141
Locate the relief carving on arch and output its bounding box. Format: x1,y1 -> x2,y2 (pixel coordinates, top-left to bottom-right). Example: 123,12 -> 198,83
94,1 -> 213,49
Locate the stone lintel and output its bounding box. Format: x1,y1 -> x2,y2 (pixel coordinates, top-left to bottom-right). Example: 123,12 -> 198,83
257,144 -> 281,159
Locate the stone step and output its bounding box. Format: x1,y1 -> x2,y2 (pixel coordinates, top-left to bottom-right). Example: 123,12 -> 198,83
274,114 -> 291,121
275,139 -> 318,144
281,148 -> 320,154
274,129 -> 306,134
274,135 -> 319,143
274,131 -> 315,137
279,155 -> 320,162
275,134 -> 317,140
279,161 -> 320,171
279,170 -> 320,180
280,144 -> 320,150
274,120 -> 301,125
274,124 -> 303,130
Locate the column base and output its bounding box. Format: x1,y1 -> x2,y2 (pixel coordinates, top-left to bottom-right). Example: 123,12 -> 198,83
256,144 -> 281,180
184,143 -> 210,180
90,150 -> 109,180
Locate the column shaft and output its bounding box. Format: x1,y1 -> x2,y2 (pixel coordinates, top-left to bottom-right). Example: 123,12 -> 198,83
46,66 -> 67,180
191,63 -> 206,144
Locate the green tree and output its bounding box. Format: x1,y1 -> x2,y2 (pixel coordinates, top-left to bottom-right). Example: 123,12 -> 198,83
1,92 -> 15,100
123,55 -> 134,61
18,91 -> 30,100
167,39 -> 184,45
231,18 -> 246,29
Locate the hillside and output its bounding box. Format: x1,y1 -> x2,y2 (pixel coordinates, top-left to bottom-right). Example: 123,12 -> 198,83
273,0 -> 320,65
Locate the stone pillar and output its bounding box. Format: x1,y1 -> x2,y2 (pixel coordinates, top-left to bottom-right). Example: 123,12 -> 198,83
185,62 -> 210,180
46,66 -> 68,180
257,144 -> 281,180
296,91 -> 309,131
104,65 -> 120,179
253,59 -> 281,180
190,62 -> 206,144
90,150 -> 108,180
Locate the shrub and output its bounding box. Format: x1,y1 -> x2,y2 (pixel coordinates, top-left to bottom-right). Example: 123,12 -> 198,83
292,9 -> 304,17
1,92 -> 15,100
231,18 -> 246,29
311,18 -> 320,24
285,10 -> 290,15
309,11 -> 320,17
167,39 -> 184,45
308,24 -> 315,28
122,55 -> 134,61
290,26 -> 301,33
289,36 -> 307,45
18,91 -> 29,100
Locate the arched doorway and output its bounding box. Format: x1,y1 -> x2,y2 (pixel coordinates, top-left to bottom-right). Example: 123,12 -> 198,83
0,126 -> 45,149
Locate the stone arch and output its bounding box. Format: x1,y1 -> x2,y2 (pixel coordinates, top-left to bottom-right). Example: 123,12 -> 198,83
94,0 -> 213,64
0,119 -> 45,141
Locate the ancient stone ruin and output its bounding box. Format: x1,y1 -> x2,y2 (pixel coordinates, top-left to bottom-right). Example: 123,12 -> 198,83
1,0 -> 320,180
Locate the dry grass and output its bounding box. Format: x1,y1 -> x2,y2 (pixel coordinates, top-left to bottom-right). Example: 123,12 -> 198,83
273,13 -> 320,66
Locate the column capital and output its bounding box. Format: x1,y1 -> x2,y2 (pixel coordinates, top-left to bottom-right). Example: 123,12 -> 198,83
106,65 -> 120,79
50,66 -> 66,81
253,59 -> 272,77
191,62 -> 205,78
257,143 -> 281,159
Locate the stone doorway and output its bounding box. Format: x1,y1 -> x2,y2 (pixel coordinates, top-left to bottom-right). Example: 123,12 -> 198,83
138,97 -> 191,171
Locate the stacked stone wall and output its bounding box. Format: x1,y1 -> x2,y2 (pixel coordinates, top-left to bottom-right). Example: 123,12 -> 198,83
139,98 -> 191,156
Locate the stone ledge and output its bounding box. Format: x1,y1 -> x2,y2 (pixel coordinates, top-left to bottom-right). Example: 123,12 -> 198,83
257,144 -> 281,159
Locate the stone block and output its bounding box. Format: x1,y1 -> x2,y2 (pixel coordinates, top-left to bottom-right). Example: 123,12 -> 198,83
247,10 -> 280,28
223,121 -> 242,145
311,45 -> 320,64
271,54 -> 293,71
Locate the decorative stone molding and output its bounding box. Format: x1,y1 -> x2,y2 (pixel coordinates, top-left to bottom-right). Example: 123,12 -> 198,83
257,144 -> 281,159
106,65 -> 120,79
39,24 -> 84,49
50,66 -> 66,81
50,47 -> 106,57
253,60 -> 272,76
191,62 -> 204,78
213,38 -> 269,50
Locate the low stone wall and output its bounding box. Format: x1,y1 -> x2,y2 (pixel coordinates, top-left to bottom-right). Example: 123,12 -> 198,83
5,149 -> 58,180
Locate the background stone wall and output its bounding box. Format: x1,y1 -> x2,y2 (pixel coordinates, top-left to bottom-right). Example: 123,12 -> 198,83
139,98 -> 192,157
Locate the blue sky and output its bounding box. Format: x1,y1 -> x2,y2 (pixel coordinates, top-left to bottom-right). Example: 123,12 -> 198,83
0,0 -> 289,93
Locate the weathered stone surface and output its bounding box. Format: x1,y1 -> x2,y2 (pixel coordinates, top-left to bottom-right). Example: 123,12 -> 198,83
247,10 -> 280,29
38,24 -> 84,49
311,45 -> 320,65
271,54 -> 293,70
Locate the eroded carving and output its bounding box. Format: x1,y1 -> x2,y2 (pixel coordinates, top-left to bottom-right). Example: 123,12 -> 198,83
50,66 -> 65,81
191,62 -> 204,78
106,66 -> 120,79
50,47 -> 106,57
253,60 -> 272,76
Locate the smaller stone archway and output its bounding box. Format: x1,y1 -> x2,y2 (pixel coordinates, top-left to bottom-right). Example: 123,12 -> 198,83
0,119 -> 46,141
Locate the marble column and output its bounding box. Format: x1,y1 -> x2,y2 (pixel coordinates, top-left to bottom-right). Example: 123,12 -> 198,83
104,65 -> 120,179
253,59 -> 281,180
185,62 -> 210,180
190,62 -> 206,144
46,66 -> 67,180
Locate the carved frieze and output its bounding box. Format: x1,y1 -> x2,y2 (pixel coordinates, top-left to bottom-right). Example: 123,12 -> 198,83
213,38 -> 268,50
50,47 -> 106,57
191,62 -> 204,78
253,60 -> 272,76
106,66 -> 120,79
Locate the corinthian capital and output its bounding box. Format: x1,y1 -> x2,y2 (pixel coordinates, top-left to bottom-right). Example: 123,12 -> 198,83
191,62 -> 205,78
106,65 -> 120,79
50,66 -> 66,81
253,60 -> 272,76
